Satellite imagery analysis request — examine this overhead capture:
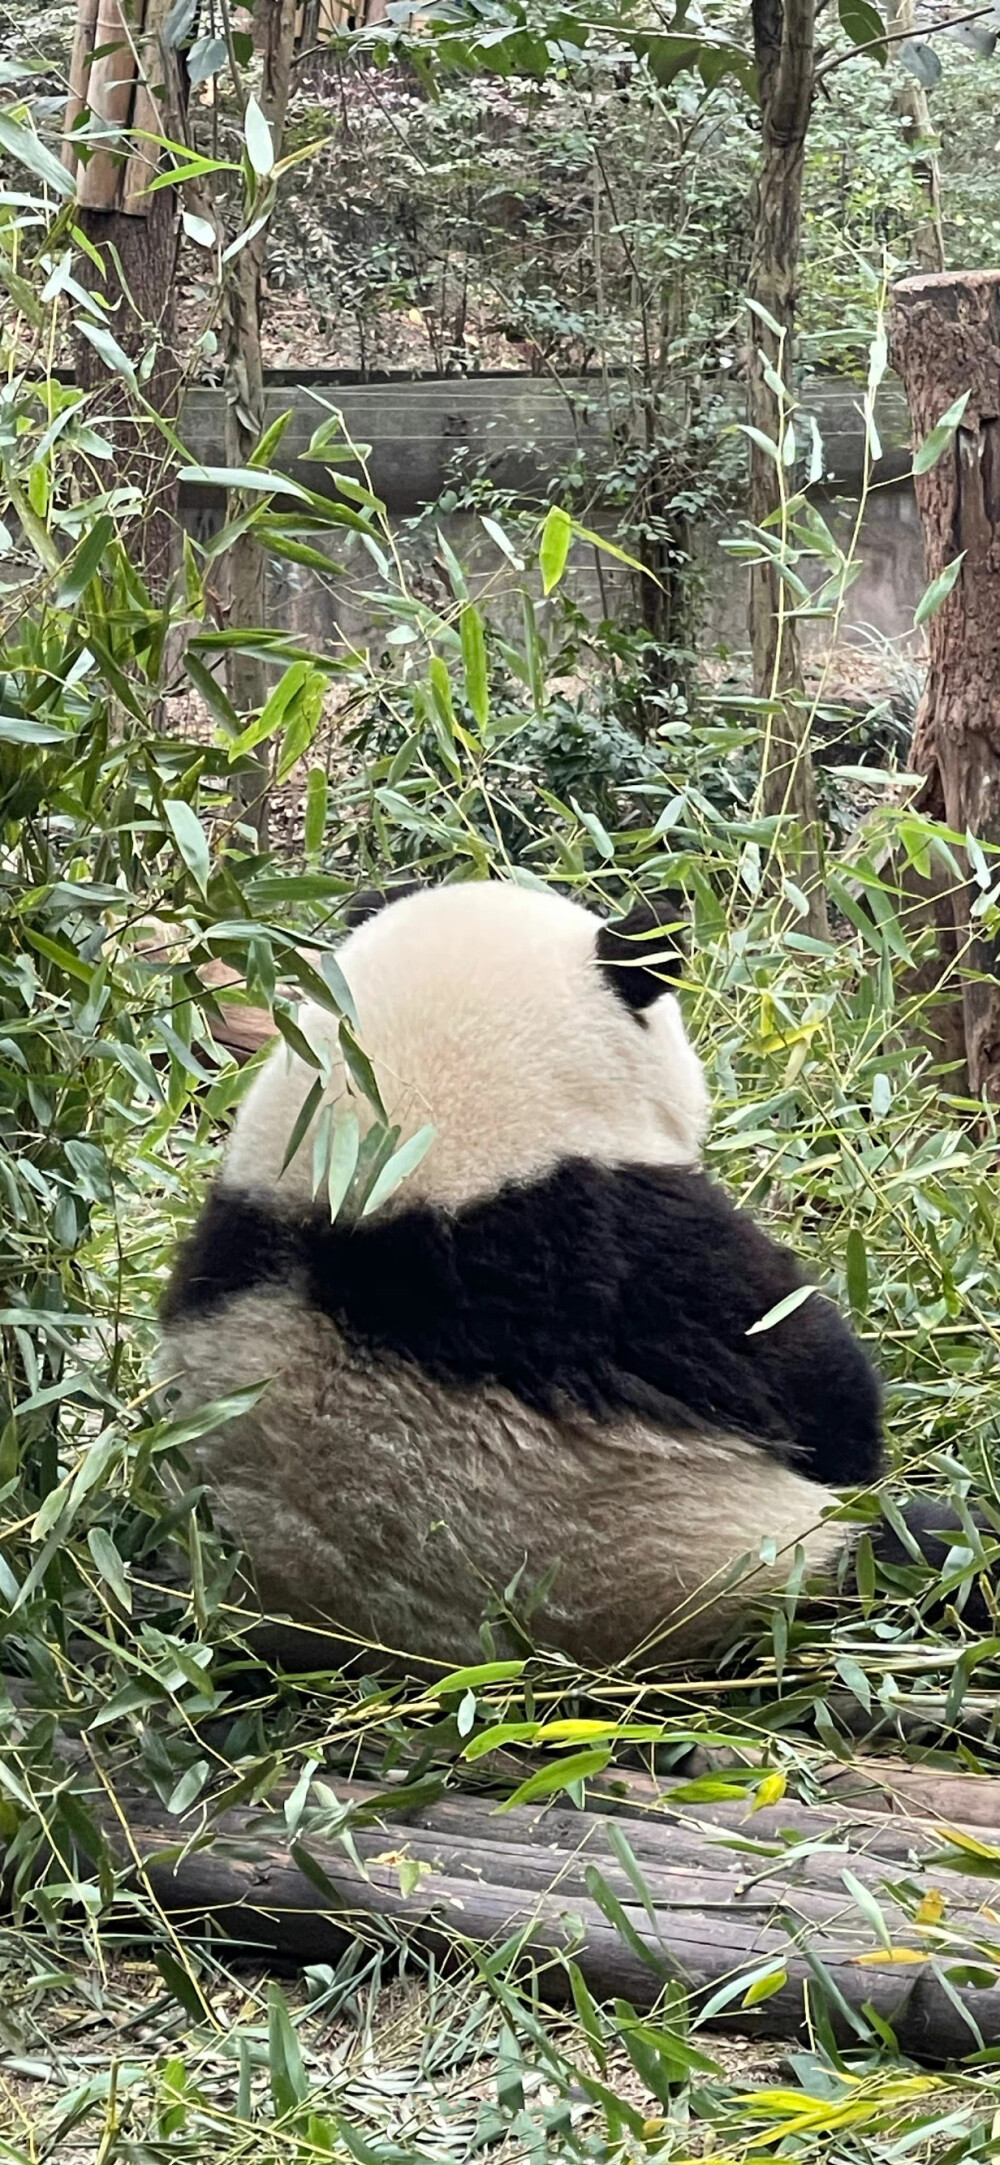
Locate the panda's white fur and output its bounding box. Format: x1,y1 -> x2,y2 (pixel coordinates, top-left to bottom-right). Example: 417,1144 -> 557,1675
224,882 -> 710,1214
160,880 -> 868,1671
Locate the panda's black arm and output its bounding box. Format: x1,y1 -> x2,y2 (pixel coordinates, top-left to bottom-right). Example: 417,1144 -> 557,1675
606,1166 -> 885,1491
868,1495 -> 997,1632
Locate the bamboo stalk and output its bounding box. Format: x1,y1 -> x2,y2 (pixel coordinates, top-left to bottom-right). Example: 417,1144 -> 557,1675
63,0 -> 102,175
122,0 -> 173,215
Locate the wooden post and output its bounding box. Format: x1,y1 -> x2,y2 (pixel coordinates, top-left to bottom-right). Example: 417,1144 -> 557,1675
222,0 -> 299,845
63,0 -> 166,212
891,270 -> 1000,1102
68,0 -> 140,210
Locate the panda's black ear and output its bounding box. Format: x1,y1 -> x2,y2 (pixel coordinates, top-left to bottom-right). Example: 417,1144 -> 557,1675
597,892 -> 688,1013
344,880 -> 422,930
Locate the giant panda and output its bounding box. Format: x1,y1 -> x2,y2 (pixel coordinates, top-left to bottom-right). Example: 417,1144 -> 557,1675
160,880 -> 991,1668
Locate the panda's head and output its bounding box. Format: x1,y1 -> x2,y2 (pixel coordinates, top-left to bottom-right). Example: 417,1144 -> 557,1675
223,882 -> 709,1212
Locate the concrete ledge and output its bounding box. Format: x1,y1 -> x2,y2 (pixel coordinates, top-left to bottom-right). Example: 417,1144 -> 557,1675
175,371 -> 913,511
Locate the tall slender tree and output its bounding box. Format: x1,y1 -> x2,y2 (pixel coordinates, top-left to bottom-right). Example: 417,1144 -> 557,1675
746,0 -> 828,937
64,0 -> 188,590
892,269 -> 1000,1103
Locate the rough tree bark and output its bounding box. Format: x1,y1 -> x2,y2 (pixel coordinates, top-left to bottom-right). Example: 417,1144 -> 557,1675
748,0 -> 828,937
64,0 -> 186,593
223,0 -> 298,847
891,269 -> 1000,1101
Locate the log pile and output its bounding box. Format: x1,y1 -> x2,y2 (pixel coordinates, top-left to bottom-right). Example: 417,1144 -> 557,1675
95,1766 -> 1000,2059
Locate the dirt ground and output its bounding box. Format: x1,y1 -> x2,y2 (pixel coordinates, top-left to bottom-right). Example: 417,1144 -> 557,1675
0,1946 -> 786,2161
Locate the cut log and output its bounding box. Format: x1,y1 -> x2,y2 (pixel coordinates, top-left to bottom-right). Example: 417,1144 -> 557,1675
57,1765 -> 1000,2059
132,924 -> 291,1064
10,1666 -> 1000,2054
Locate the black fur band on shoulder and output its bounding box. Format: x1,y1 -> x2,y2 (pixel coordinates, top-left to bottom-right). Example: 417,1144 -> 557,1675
162,1158 -> 883,1491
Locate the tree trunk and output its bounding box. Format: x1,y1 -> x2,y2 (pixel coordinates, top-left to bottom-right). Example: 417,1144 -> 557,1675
223,0 -> 298,847
891,269 -> 1000,1101
748,0 -> 828,937
65,0 -> 186,595
886,0 -> 945,275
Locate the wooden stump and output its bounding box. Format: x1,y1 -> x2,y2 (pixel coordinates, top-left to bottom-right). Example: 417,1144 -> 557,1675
891,270 -> 1000,1103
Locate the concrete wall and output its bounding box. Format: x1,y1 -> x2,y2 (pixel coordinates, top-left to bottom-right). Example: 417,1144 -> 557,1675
705,481 -> 927,652
178,372 -> 925,657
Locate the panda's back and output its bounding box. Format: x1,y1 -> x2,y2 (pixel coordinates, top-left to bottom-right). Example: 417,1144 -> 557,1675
160,1158 -> 877,1667
162,1273 -> 847,1668
163,1159 -> 882,1490
159,883 -> 882,1668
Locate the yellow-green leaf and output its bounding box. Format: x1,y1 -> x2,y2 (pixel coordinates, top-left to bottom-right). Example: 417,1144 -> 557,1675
539,505 -> 572,595
460,604 -> 489,730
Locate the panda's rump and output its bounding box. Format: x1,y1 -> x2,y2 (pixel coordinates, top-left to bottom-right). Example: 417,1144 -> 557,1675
160,1285 -> 844,1669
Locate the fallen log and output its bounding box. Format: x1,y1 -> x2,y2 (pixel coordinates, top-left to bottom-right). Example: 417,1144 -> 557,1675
80,1769 -> 1000,2060
631,1754 -> 1000,1831
134,924 -> 287,1064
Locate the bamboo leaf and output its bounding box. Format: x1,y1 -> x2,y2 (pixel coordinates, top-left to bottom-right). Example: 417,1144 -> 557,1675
164,800 -> 212,896
178,465 -> 307,500
431,1659 -> 526,1695
0,716 -> 65,745
58,516 -> 114,607
745,1283 -> 818,1335
281,1077 -> 324,1174
500,1748 -> 613,1810
362,1124 -> 436,1216
743,1966 -> 787,2005
245,96 -> 275,178
539,505 -> 572,594
74,320 -> 137,386
327,1110 -> 360,1220
914,391 -> 970,475
0,113 -> 74,196
304,767 -> 328,855
268,1985 -> 308,2118
845,1227 -> 868,1314
915,553 -> 965,627
460,604 -> 489,730
842,1867 -> 892,1948
87,1528 -> 132,1614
